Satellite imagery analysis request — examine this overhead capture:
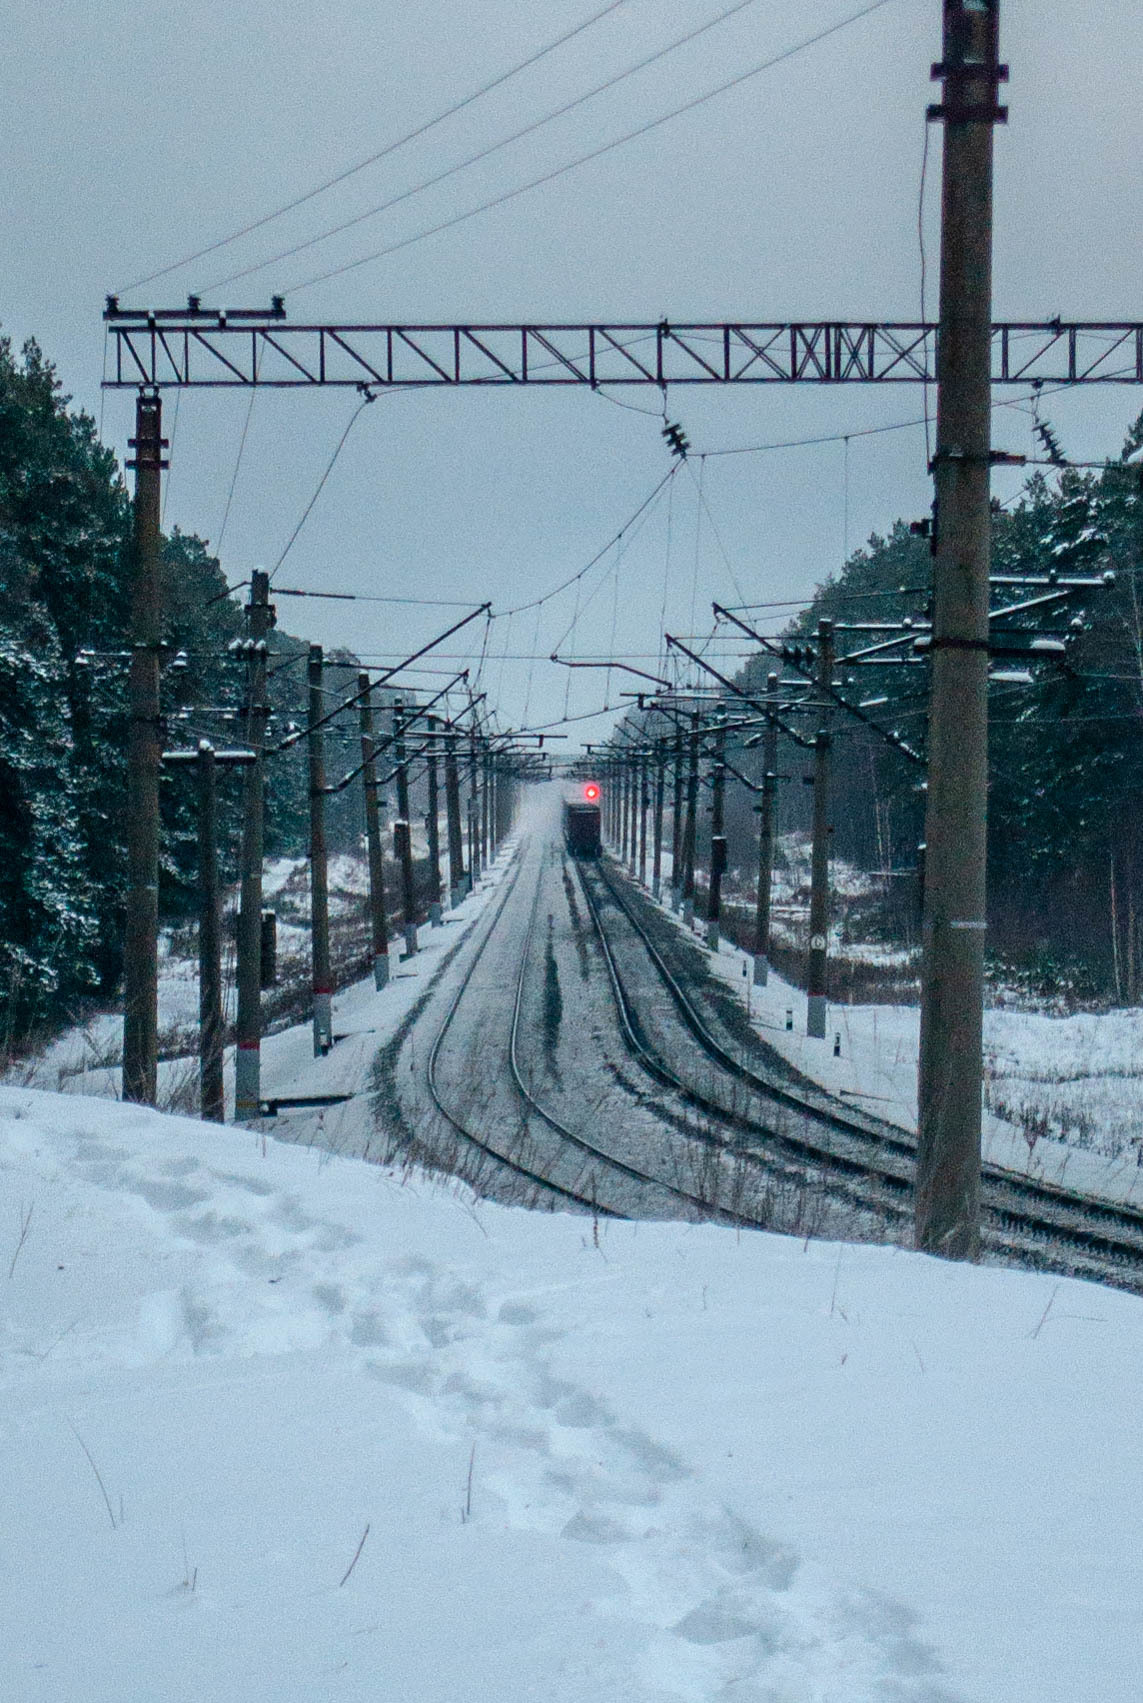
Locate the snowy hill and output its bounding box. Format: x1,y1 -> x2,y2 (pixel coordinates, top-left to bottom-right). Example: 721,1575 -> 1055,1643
2,1086 -> 1140,1701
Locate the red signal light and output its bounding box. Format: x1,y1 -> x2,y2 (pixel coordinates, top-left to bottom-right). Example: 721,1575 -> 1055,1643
583,783 -> 600,802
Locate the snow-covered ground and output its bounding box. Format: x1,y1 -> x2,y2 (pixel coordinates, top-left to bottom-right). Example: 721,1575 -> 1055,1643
14,850 -> 518,1139
3,1083 -> 1141,1703
642,851 -> 1143,1207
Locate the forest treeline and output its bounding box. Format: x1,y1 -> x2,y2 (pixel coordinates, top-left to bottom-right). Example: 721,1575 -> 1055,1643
726,415 -> 1143,1001
0,334 -> 368,1044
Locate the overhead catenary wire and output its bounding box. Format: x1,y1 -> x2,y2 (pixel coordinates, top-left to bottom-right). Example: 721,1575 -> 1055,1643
273,587 -> 479,606
119,0 -> 635,293
286,0 -> 897,295
215,377 -> 259,555
496,461 -> 679,620
269,393 -> 375,582
207,0 -> 770,293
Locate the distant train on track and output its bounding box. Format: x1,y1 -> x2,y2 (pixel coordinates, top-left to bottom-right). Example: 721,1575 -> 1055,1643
563,784 -> 602,859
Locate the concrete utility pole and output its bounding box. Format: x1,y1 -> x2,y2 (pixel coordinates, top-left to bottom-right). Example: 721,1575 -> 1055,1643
467,724 -> 482,886
122,390 -> 166,1105
481,750 -> 491,870
917,0 -> 1006,1260
426,736 -> 443,924
651,738 -> 665,899
307,645 -> 333,1056
234,571 -> 273,1120
807,621 -> 834,1039
357,672 -> 391,989
618,757 -> 629,863
394,703 -> 419,956
671,731 -> 684,909
706,718 -> 727,951
753,672 -> 780,986
444,735 -> 466,905
682,714 -> 699,924
196,742 -> 225,1123
637,752 -> 649,884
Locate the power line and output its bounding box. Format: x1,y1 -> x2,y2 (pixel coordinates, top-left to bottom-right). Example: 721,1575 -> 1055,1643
208,0 -> 768,292
215,378 -> 259,554
494,462 -> 679,619
269,394 -> 375,582
274,586 -> 478,606
118,0 -> 634,294
288,0 -> 897,295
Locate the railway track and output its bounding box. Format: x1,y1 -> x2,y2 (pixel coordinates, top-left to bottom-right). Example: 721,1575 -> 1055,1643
423,840 -> 789,1228
579,855 -> 1143,1294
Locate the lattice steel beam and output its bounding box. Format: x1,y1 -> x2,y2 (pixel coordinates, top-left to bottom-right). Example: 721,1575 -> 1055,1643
102,303 -> 1143,389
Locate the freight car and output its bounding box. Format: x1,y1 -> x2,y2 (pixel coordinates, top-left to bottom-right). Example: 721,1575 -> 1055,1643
563,791 -> 602,858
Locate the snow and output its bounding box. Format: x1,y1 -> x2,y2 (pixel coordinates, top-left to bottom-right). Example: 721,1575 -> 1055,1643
6,800 -> 1143,1696
651,881 -> 1143,1208
3,1083 -> 1142,1702
17,853 -> 517,1135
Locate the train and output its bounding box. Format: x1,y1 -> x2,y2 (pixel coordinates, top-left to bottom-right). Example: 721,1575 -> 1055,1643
563,783 -> 602,859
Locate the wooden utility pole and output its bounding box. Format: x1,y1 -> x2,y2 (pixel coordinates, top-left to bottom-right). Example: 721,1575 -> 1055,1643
234,571 -> 273,1120
308,645 -> 333,1055
916,0 -> 1005,1259
196,741 -> 225,1123
651,738 -> 665,899
807,621 -> 834,1039
682,713 -> 699,924
122,390 -> 166,1104
706,718 -> 727,951
357,671 -> 391,989
394,702 -> 418,956
444,735 -> 466,905
426,734 -> 443,924
753,672 -> 780,986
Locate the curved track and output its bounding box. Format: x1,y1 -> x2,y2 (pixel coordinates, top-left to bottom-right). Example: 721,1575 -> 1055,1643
580,855 -> 1143,1294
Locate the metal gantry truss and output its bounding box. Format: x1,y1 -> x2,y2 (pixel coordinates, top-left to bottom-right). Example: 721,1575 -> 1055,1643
102,302 -> 1143,389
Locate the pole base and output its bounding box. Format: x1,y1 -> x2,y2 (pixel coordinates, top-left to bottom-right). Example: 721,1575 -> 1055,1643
752,954 -> 768,987
404,924 -> 418,958
429,901 -> 443,926
373,953 -> 390,991
312,991 -> 333,1057
807,993 -> 827,1040
234,1046 -> 260,1122
651,877 -> 661,900
682,899 -> 694,926
705,920 -> 720,951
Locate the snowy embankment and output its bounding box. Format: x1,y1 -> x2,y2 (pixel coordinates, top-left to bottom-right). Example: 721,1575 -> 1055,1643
2,1085 -> 1141,1703
18,849 -> 518,1139
652,849 -> 1143,1206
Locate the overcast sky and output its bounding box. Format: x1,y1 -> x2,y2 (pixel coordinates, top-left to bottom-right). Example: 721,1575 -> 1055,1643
4,0 -> 1141,743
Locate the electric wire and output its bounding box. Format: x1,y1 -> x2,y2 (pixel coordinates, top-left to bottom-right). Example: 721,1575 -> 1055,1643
216,379 -> 258,555
274,587 -> 477,606
208,0 -> 769,293
685,455 -> 750,612
161,387 -> 180,528
495,462 -> 679,619
287,0 -> 897,295
119,0 -> 634,293
268,394 -> 374,582
918,113 -> 933,468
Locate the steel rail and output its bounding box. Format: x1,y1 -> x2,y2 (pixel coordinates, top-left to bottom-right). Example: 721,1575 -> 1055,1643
506,855 -> 771,1229
586,858 -> 1143,1292
425,842 -> 621,1216
575,856 -> 913,1229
